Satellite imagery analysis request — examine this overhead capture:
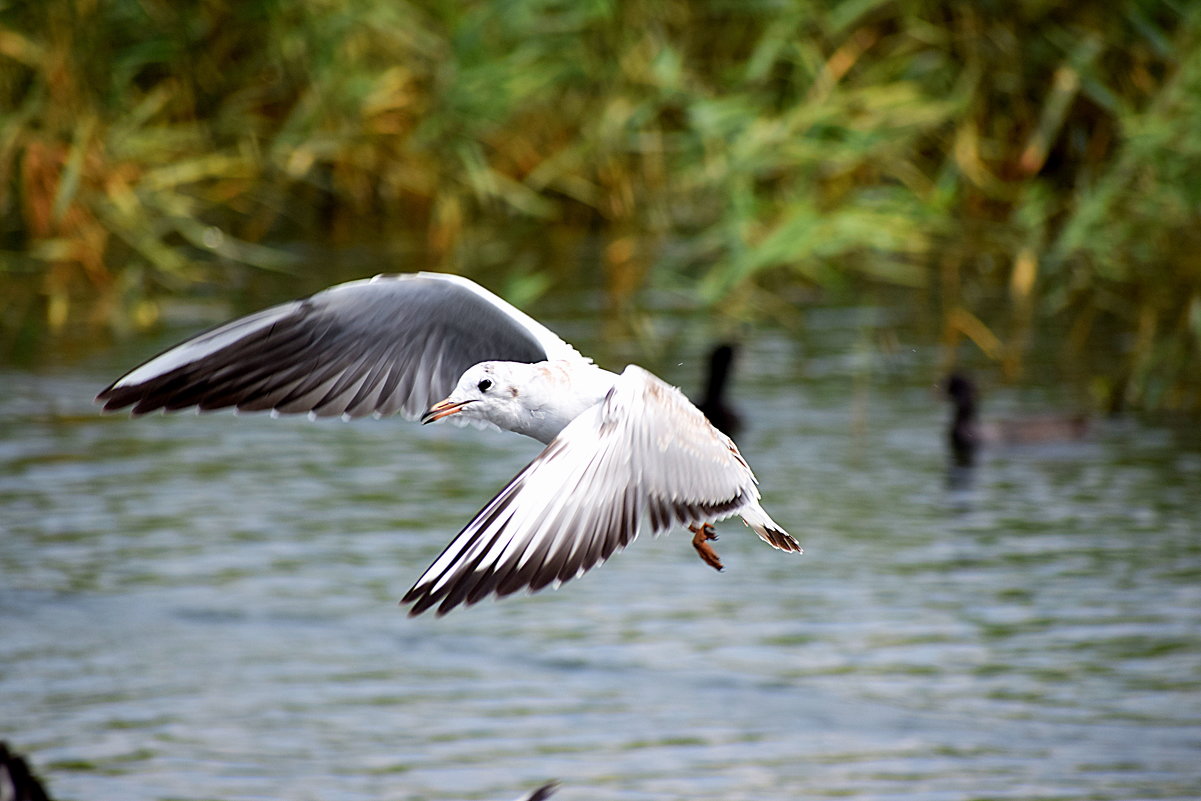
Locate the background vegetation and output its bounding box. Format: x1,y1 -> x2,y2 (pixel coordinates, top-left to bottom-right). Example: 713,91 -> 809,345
2,0 -> 1199,410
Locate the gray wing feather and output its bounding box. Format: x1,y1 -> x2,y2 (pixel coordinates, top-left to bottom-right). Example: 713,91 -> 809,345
402,365 -> 763,616
96,272 -> 584,419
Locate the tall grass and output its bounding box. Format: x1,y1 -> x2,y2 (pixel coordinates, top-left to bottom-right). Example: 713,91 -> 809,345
1,0 -> 1198,409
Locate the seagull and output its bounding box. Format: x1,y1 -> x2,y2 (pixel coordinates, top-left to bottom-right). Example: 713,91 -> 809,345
97,272 -> 802,615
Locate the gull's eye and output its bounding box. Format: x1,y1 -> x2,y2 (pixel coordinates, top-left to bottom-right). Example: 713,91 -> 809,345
477,378 -> 493,392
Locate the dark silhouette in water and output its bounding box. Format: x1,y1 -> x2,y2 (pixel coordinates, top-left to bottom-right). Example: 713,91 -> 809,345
519,782 -> 559,801
0,742 -> 53,801
945,373 -> 982,468
0,740 -> 552,801
944,373 -> 1089,467
696,343 -> 741,437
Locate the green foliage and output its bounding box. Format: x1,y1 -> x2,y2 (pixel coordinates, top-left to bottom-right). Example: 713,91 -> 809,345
0,0 -> 1199,408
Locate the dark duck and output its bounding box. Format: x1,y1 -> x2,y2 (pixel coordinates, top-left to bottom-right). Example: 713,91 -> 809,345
696,343 -> 741,438
944,372 -> 1089,467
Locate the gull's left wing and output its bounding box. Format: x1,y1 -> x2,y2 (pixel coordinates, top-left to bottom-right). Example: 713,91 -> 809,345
96,272 -> 585,420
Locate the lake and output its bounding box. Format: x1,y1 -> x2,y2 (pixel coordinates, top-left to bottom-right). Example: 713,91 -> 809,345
2,278 -> 1200,801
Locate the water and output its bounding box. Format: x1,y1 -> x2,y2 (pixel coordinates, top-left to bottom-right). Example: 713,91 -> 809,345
2,292 -> 1200,801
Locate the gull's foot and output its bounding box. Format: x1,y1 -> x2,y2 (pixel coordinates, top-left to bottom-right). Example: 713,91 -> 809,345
689,523 -> 724,572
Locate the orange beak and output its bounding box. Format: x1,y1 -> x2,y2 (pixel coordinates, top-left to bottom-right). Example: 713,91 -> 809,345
421,398 -> 474,425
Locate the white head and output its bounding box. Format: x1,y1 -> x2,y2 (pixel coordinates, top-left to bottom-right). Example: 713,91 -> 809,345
421,361 -> 537,438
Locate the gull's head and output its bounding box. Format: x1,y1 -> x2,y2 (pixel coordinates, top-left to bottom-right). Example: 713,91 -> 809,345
421,361 -> 533,434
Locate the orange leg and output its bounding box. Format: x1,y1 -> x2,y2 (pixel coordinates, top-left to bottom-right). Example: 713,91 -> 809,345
689,523 -> 724,572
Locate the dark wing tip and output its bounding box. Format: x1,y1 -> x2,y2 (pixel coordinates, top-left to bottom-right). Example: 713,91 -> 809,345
400,587 -> 434,617
401,582 -> 473,617
524,781 -> 561,801
95,383 -> 153,414
402,575 -> 498,618
95,382 -> 122,407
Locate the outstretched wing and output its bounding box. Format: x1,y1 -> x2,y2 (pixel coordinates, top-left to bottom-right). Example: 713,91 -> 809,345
402,365 -> 768,616
96,272 -> 585,419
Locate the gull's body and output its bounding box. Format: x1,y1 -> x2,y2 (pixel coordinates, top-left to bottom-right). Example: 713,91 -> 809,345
98,272 -> 801,615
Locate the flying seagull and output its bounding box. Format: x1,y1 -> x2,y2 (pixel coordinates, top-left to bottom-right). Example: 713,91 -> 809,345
97,272 -> 802,615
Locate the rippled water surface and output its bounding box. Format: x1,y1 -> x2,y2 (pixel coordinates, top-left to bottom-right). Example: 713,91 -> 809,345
3,292 -> 1200,801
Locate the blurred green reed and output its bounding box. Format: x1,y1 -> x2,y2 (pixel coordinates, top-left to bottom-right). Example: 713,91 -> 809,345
1,0 -> 1198,409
